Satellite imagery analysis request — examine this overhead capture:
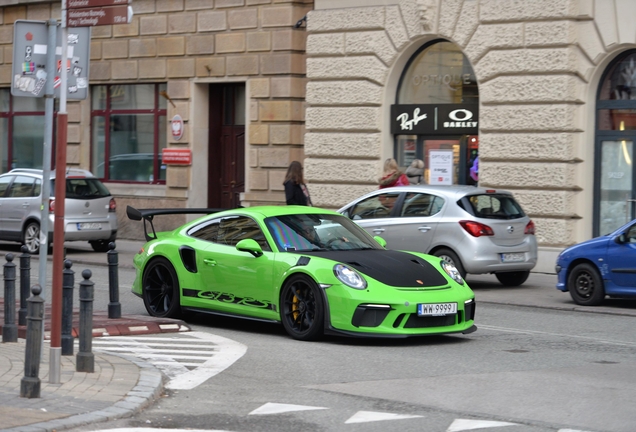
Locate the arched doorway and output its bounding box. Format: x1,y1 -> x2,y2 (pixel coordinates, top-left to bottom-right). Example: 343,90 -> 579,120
595,51 -> 636,236
391,40 -> 479,185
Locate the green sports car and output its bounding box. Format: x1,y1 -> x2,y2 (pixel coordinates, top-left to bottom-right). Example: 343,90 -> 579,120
127,205 -> 476,341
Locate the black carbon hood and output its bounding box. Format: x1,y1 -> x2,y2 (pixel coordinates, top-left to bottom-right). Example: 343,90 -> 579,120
299,249 -> 449,288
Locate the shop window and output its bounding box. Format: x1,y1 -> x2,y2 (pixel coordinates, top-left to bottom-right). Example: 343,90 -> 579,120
393,40 -> 479,186
0,89 -> 49,173
91,84 -> 167,183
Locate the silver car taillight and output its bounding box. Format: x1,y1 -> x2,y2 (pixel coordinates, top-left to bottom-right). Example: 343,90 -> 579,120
459,220 -> 494,237
109,198 -> 117,213
524,220 -> 535,235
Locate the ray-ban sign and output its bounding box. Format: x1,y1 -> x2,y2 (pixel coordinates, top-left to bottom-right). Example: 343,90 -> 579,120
391,104 -> 479,135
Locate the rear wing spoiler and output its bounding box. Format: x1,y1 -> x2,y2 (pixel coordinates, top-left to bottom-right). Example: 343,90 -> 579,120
126,206 -> 227,242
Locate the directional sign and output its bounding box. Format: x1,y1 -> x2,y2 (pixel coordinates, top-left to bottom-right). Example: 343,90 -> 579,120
12,20 -> 91,100
67,5 -> 133,27
68,0 -> 130,8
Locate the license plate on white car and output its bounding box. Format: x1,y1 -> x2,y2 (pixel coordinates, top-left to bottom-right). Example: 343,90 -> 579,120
417,302 -> 457,316
501,252 -> 524,262
77,223 -> 102,230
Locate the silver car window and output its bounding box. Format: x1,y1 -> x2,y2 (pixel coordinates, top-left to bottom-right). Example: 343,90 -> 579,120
0,175 -> 13,196
8,175 -> 36,197
466,194 -> 524,219
350,192 -> 400,219
401,193 -> 444,217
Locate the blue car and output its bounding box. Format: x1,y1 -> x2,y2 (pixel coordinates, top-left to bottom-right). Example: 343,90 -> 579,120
556,219 -> 636,305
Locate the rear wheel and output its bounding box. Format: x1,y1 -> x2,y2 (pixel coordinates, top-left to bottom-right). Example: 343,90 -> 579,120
568,263 -> 605,306
433,248 -> 466,278
495,271 -> 530,287
22,221 -> 40,254
142,257 -> 181,318
280,275 -> 324,341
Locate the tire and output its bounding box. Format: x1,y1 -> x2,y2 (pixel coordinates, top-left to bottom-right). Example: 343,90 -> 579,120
568,263 -> 605,306
495,271 -> 530,287
433,248 -> 466,279
142,257 -> 181,318
280,274 -> 324,341
90,240 -> 110,253
22,221 -> 40,254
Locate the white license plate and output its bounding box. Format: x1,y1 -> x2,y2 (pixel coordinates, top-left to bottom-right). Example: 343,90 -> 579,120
501,252 -> 524,262
77,222 -> 102,231
417,302 -> 457,316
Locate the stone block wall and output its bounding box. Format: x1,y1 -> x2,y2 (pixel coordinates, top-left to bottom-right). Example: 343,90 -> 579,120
305,0 -> 636,250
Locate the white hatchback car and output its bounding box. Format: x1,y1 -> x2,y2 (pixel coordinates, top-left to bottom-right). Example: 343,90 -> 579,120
0,168 -> 117,253
338,185 -> 537,286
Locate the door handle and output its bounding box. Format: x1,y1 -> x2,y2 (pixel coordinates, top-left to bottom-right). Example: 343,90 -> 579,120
418,226 -> 431,232
372,228 -> 385,234
203,258 -> 217,267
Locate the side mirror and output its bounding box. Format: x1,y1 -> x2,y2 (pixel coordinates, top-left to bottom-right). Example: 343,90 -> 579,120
615,234 -> 627,245
236,239 -> 263,257
374,235 -> 387,248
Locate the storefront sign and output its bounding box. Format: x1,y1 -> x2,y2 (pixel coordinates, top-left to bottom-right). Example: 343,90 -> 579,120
162,148 -> 192,165
11,20 -> 91,100
391,104 -> 479,135
429,150 -> 453,185
171,114 -> 184,140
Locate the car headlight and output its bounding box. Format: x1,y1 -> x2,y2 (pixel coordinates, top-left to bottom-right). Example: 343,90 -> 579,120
441,261 -> 464,285
333,264 -> 367,290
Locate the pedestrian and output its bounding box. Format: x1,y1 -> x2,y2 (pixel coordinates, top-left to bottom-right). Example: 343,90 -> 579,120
405,159 -> 424,185
283,161 -> 312,206
378,158 -> 409,189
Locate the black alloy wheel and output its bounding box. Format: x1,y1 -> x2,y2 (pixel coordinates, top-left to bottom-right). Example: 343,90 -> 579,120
280,275 -> 324,341
433,248 -> 466,279
568,263 -> 605,306
495,270 -> 530,287
142,257 -> 181,318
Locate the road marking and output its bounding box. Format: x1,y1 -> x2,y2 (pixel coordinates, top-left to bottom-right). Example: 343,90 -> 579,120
249,403 -> 328,415
90,331 -> 246,390
447,419 -> 518,431
479,324 -> 636,347
344,411 -> 423,424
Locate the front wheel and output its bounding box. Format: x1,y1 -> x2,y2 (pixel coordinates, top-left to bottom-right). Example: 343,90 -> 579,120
22,221 -> 40,254
142,257 -> 181,318
495,271 -> 530,287
433,248 -> 466,279
89,240 -> 110,253
280,275 -> 324,341
568,263 -> 605,306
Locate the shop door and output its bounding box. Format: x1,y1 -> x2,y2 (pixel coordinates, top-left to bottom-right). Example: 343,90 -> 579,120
595,138 -> 635,236
208,84 -> 245,209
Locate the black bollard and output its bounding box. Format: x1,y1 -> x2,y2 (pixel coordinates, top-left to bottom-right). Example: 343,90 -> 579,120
107,242 -> 121,319
76,269 -> 94,373
21,284 -> 44,398
3,253 -> 17,343
19,246 -> 31,326
61,260 -> 75,356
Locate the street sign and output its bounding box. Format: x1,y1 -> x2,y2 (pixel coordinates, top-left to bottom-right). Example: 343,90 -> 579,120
67,5 -> 133,27
68,0 -> 130,8
12,20 -> 91,100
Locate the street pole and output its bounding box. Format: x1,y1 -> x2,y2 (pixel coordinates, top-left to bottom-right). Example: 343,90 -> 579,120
50,0 -> 70,384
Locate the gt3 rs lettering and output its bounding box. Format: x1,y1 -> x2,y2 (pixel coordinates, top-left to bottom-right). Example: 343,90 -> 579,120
183,288 -> 274,310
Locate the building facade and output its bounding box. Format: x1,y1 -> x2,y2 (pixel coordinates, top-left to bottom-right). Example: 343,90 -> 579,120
0,0 -> 635,273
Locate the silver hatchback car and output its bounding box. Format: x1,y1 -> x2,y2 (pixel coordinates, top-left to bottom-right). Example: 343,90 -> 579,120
338,185 -> 537,286
0,168 -> 117,253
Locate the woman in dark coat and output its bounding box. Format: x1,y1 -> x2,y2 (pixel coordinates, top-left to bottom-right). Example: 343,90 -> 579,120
283,161 -> 312,206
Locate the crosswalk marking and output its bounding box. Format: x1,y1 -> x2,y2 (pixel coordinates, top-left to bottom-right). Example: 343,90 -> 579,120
249,403 -> 328,415
345,410 -> 423,424
447,419 -> 519,431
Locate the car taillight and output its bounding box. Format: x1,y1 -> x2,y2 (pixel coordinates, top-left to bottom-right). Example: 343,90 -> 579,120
49,199 -> 54,212
459,220 -> 494,237
525,220 -> 535,235
109,198 -> 116,213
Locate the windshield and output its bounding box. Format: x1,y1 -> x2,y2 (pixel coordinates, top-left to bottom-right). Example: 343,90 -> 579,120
51,178 -> 111,199
265,213 -> 383,252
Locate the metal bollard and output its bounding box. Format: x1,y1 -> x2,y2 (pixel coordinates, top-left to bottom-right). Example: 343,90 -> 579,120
76,269 -> 94,373
3,253 -> 17,343
107,242 -> 121,319
20,284 -> 44,398
61,260 -> 75,356
19,246 -> 31,326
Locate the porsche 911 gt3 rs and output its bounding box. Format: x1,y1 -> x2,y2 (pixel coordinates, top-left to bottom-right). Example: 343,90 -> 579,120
127,205 -> 477,340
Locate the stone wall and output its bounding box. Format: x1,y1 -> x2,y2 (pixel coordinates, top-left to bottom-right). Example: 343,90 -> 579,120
304,0 -> 636,251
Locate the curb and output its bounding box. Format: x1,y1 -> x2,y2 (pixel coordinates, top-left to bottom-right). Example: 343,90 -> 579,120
0,353 -> 164,432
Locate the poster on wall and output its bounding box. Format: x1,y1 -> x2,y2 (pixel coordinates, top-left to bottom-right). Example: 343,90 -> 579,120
429,150 -> 453,185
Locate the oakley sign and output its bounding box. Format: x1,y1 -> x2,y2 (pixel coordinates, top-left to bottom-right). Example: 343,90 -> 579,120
391,104 -> 478,135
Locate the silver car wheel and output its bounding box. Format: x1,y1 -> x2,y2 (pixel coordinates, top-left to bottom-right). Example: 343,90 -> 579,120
23,222 -> 40,254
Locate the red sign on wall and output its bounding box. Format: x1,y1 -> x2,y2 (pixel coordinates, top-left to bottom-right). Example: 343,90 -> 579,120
162,148 -> 192,165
